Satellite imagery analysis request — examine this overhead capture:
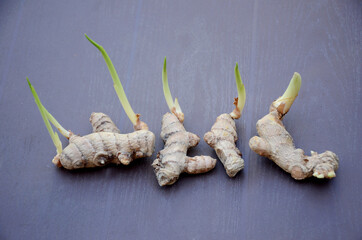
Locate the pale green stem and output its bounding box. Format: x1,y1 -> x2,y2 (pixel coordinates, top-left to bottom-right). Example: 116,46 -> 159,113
162,57 -> 183,115
273,72 -> 302,115
44,109 -> 70,138
27,78 -> 64,154
174,98 -> 182,113
85,34 -> 138,126
162,57 -> 175,112
235,63 -> 246,113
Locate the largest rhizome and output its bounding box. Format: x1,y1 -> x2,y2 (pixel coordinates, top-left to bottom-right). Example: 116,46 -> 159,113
27,35 -> 155,170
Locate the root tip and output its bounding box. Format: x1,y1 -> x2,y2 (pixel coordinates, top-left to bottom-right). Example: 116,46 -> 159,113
52,154 -> 62,168
327,171 -> 336,178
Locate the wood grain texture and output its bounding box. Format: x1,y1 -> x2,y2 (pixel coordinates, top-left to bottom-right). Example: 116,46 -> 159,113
0,0 -> 361,239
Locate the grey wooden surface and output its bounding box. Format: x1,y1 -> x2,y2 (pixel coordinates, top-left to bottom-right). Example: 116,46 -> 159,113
0,0 -> 361,239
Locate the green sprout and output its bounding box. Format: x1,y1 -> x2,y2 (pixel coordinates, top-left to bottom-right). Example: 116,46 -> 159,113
174,97 -> 182,115
43,108 -> 70,138
230,63 -> 246,119
85,34 -> 138,126
162,57 -> 183,121
274,72 -> 302,115
27,78 -> 70,154
235,63 -> 246,113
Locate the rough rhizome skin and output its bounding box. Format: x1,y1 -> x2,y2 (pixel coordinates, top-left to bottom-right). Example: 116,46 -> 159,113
249,73 -> 339,180
152,58 -> 217,186
204,63 -> 246,177
26,35 -> 156,170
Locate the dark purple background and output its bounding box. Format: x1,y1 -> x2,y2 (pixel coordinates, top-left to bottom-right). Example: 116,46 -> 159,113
0,0 -> 361,239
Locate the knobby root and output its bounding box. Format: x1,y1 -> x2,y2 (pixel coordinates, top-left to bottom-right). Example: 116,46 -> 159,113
204,113 -> 244,177
249,101 -> 339,180
152,113 -> 216,186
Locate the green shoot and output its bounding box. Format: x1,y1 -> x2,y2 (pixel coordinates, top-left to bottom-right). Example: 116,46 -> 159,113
230,63 -> 246,119
174,98 -> 182,114
27,78 -> 65,154
274,72 -> 302,115
161,57 -> 184,122
85,34 -> 138,126
162,57 -> 183,115
162,57 -> 175,112
44,108 -> 70,138
235,63 -> 246,112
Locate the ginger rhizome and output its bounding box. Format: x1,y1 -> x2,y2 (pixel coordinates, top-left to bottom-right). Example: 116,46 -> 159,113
28,79 -> 154,169
204,63 -> 246,177
56,127 -> 154,169
27,35 -> 157,169
152,58 -> 216,186
249,73 -> 339,180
